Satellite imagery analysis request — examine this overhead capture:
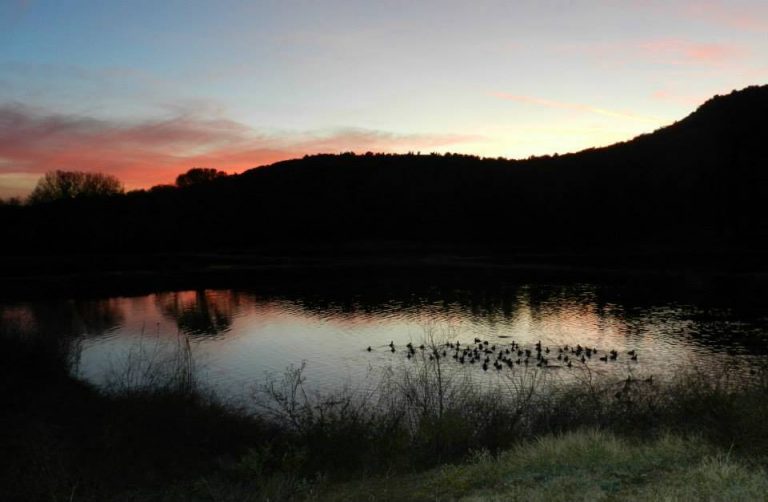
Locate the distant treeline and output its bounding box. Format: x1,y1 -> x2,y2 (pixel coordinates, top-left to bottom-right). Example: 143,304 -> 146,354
1,86 -> 767,255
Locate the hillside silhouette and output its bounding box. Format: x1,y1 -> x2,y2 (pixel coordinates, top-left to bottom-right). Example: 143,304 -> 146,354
2,85 -> 766,256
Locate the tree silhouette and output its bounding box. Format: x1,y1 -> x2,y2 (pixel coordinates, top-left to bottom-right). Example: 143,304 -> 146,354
27,170 -> 124,204
0,197 -> 22,206
175,167 -> 227,188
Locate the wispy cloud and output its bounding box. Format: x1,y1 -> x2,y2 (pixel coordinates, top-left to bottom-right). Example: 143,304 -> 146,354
621,1 -> 768,32
681,1 -> 768,32
650,89 -> 709,106
563,37 -> 748,71
637,38 -> 746,66
0,104 -> 482,196
490,92 -> 663,123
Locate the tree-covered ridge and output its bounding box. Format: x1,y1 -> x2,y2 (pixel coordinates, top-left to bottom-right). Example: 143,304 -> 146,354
1,85 -> 766,254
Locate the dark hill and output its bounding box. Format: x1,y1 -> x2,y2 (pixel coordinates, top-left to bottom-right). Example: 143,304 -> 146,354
2,85 -> 767,256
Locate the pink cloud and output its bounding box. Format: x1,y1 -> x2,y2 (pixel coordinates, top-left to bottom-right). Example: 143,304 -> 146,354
638,38 -> 746,66
651,89 -> 710,106
620,1 -> 768,32
0,104 -> 482,196
491,92 -> 662,123
682,2 -> 768,32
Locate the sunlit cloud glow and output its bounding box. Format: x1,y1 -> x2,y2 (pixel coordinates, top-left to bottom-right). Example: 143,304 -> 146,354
1,0 -> 766,198
0,104 -> 482,196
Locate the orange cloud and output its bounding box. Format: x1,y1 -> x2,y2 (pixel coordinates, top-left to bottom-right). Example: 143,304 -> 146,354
490,92 -> 662,123
0,104 -> 481,197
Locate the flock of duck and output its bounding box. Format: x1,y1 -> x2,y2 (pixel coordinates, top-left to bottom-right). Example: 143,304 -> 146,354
367,337 -> 638,372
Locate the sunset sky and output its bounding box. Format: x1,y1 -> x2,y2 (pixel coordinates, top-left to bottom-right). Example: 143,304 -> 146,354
1,0 -> 766,197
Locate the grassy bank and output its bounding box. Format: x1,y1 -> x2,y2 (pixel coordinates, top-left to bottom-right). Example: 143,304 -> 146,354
2,329 -> 768,501
323,431 -> 768,501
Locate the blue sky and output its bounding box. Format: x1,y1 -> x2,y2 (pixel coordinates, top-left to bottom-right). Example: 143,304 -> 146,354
1,0 -> 766,196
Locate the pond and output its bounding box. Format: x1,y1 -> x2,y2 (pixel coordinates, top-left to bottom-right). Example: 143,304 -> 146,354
2,277 -> 766,405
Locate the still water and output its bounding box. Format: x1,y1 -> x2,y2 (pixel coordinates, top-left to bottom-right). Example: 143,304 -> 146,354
2,280 -> 766,404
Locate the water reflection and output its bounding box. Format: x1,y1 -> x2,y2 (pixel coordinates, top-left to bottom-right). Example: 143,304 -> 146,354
155,290 -> 240,337
0,298 -> 124,337
1,281 -> 766,403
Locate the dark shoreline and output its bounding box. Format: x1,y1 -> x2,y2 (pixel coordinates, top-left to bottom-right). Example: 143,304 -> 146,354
2,247 -> 766,301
